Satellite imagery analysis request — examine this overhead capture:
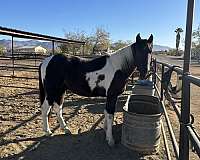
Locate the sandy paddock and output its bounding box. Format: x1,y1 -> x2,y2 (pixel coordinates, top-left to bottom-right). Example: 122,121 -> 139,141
1,56 -> 200,160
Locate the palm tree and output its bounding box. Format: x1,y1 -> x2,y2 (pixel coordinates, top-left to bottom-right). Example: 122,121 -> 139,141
175,27 -> 183,55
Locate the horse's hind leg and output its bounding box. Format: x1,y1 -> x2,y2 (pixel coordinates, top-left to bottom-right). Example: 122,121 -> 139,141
53,93 -> 71,134
103,110 -> 107,131
41,99 -> 52,136
53,102 -> 71,134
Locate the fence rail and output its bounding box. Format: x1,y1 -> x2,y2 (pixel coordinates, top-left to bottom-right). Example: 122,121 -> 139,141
0,52 -> 48,79
0,51 -> 101,80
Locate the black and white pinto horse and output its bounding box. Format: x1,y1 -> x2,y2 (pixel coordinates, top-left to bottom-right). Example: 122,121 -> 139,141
39,34 -> 153,146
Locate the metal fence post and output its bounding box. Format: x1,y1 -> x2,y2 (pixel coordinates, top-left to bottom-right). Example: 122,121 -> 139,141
179,75 -> 191,160
152,58 -> 157,85
34,52 -> 37,67
179,0 -> 195,159
161,64 -> 165,101
82,44 -> 85,56
11,36 -> 14,77
52,40 -> 55,55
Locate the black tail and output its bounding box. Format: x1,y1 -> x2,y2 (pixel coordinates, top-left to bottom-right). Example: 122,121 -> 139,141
39,63 -> 45,105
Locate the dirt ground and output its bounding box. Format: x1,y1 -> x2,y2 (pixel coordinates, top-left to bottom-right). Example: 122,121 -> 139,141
0,56 -> 200,160
0,59 -> 165,160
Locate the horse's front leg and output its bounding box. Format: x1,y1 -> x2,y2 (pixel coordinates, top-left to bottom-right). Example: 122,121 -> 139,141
104,95 -> 117,146
41,99 -> 52,136
53,102 -> 71,134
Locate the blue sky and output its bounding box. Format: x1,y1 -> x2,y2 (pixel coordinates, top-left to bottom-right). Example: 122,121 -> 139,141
0,0 -> 200,48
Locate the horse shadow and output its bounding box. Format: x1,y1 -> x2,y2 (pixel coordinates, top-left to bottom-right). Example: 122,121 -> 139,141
63,93 -> 129,115
0,90 -> 38,99
3,124 -> 144,160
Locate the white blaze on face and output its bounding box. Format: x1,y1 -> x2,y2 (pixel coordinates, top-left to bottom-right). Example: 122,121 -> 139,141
147,42 -> 153,71
147,43 -> 153,52
41,55 -> 54,84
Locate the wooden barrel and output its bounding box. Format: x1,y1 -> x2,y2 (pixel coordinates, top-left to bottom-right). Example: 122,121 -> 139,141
121,95 -> 163,154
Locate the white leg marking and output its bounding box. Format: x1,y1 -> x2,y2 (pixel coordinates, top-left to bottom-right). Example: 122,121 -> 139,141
103,109 -> 107,131
53,102 -> 71,134
53,103 -> 66,128
104,110 -> 115,146
41,99 -> 52,136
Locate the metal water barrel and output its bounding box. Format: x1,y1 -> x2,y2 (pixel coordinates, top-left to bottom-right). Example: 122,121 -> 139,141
132,80 -> 155,96
121,95 -> 163,154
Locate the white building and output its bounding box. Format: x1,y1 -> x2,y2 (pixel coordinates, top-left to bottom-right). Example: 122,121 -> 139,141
14,45 -> 47,54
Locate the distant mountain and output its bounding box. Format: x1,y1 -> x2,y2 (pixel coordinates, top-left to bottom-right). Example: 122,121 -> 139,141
0,39 -> 53,50
0,39 -> 172,52
153,45 -> 172,52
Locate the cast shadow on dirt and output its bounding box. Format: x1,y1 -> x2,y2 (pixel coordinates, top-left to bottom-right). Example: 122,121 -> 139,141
3,124 -> 145,160
63,94 -> 128,114
1,90 -> 134,160
0,92 -> 126,141
0,90 -> 38,99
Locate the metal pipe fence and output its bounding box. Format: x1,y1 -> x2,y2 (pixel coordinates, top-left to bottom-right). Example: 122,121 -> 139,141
152,59 -> 200,160
0,26 -> 85,80
0,52 -> 49,79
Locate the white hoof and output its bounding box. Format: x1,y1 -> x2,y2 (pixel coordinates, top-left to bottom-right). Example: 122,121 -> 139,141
107,138 -> 115,147
64,127 -> 71,135
45,130 -> 52,137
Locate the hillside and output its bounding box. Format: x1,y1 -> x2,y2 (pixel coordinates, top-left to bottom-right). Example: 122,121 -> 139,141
153,44 -> 172,52
0,39 -> 53,49
0,39 -> 172,51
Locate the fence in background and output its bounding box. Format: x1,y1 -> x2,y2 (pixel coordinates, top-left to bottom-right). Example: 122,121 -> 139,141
0,26 -> 85,79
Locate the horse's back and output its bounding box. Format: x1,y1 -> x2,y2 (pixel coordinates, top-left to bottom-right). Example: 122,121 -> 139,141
81,55 -> 109,72
44,54 -> 108,71
40,54 -> 110,99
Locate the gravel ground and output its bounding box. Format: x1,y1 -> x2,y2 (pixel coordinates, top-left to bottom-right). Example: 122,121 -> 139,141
0,68 -> 164,160
2,55 -> 200,160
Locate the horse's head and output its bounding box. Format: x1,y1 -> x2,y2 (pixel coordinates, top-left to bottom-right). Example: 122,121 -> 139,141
132,33 -> 153,79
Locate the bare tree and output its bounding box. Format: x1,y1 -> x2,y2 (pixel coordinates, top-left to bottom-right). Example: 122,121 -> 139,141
59,31 -> 92,55
192,25 -> 200,60
111,40 -> 131,51
60,27 -> 111,55
193,25 -> 200,44
66,31 -> 85,55
92,27 -> 110,54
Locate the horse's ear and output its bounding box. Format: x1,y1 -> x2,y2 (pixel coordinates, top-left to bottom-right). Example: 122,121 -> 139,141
148,34 -> 153,43
136,33 -> 141,42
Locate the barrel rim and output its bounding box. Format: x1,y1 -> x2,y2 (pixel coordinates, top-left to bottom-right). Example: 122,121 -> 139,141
123,94 -> 163,117
123,108 -> 163,117
132,84 -> 155,89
